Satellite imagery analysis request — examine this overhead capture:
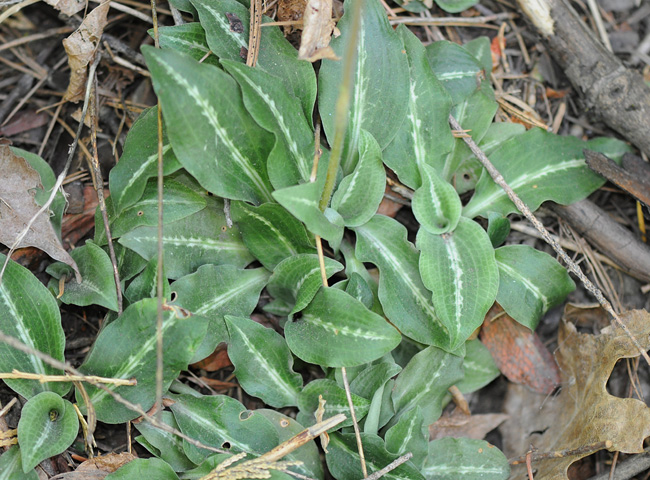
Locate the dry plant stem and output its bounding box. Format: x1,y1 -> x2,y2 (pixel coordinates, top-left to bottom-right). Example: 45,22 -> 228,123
0,0 -> 39,24
448,113 -> 650,366
364,452 -> 413,480
341,365 -> 368,478
247,0 -> 262,67
0,370 -> 135,385
0,54 -> 102,284
0,26 -> 74,53
0,328 -> 227,455
91,73 -> 123,315
510,440 -> 612,465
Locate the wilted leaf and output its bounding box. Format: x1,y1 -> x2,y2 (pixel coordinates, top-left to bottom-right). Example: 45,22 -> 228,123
62,2 -> 110,103
0,144 -> 79,279
480,304 -> 560,394
522,309 -> 650,479
298,0 -> 338,61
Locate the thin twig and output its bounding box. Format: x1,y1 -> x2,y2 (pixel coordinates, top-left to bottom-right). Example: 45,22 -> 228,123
0,370 -> 135,385
448,113 -> 650,366
510,441 -> 612,465
247,0 -> 262,67
364,452 -> 413,480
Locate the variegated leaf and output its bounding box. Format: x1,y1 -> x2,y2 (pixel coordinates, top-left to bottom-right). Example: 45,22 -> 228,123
143,46 -> 275,204
298,379 -> 370,428
285,287 -> 401,367
411,164 -> 461,234
426,40 -> 485,105
156,23 -> 220,66
416,217 -> 499,351
318,0 -> 409,174
383,25 -> 453,189
353,215 -> 451,349
385,407 -> 428,468
423,438 -> 510,480
463,128 -> 630,218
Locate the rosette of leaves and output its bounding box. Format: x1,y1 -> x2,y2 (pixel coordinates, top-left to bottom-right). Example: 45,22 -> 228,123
0,0 -> 630,477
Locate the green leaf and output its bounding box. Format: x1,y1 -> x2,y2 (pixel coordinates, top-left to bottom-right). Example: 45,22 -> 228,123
412,164 -> 462,234
169,394 -> 279,464
486,212 -> 511,248
0,254 -> 69,398
189,0 -> 316,123
344,272 -> 374,310
422,438 -> 510,480
113,243 -> 148,283
124,257 -> 171,304
156,23 -> 220,66
266,254 -> 343,315
297,379 -> 370,428
225,315 -> 303,407
454,339 -> 500,394
331,130 -> 385,227
171,265 -> 269,362
285,287 -> 401,367
495,245 -> 576,330
463,129 -> 630,218
17,392 -> 79,472
77,299 -> 209,423
434,0 -> 480,14
347,360 -> 402,400
318,0 -> 409,173
327,433 -> 425,480
135,411 -> 197,472
0,446 -> 39,480
119,198 -> 252,279
417,217 -> 499,350
426,40 -> 485,105
391,346 -> 463,426
382,26 -> 453,189
46,241 -> 118,311
106,458 -> 180,480
384,407 -> 428,468
222,60 -> 314,188
463,37 -> 493,73
143,45 -> 274,204
231,201 -> 314,271
353,215 -> 449,348
256,410 -> 324,480
108,107 -> 182,215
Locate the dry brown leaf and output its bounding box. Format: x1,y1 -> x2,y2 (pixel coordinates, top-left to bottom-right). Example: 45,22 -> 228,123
298,0 -> 339,62
43,0 -> 86,16
62,2 -> 111,103
278,0 -> 307,33
191,344 -> 232,372
0,144 -> 79,278
429,409 -> 508,441
524,309 -> 650,479
480,304 -> 560,394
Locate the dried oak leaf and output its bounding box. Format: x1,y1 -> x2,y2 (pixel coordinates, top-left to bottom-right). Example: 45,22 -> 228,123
298,0 -> 339,62
429,409 -> 509,441
0,144 -> 79,278
531,309 -> 650,479
62,2 -> 110,103
43,0 -> 86,17
480,304 -> 560,394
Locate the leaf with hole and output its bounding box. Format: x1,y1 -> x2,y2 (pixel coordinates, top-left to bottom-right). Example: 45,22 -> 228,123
0,254 -> 69,399
285,287 -> 401,367
143,45 -> 274,204
17,392 -> 79,472
76,298 -> 209,423
417,217 -> 499,351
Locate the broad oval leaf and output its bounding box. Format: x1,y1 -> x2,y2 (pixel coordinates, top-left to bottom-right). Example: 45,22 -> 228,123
169,393 -> 279,464
463,129 -> 630,218
119,198 -> 252,279
77,299 -> 209,423
266,254 -> 343,315
189,0 -> 316,123
156,23 -> 220,66
170,264 -> 269,362
106,458 -> 180,480
422,438 -> 510,480
412,164 -> 462,234
382,25 -> 453,189
417,217 -> 499,351
495,245 -> 575,330
318,0 -> 409,174
426,40 -> 485,105
222,60 -> 314,187
17,392 -> 79,472
0,446 -> 39,480
46,241 -> 118,311
385,407 -> 428,468
331,130 -> 386,227
225,315 -> 303,407
0,254 -> 69,398
143,45 -> 274,204
353,215 -> 450,349
231,201 -> 314,271
108,107 -> 182,215
391,345 -> 464,427
285,287 -> 401,367
327,433 -> 425,480
297,379 -> 370,429
454,338 -> 500,395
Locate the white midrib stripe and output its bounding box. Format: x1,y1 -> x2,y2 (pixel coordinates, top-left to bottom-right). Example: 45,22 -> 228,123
497,260 -> 549,311
397,359 -> 445,413
242,209 -> 299,257
130,235 -> 249,252
444,237 -> 464,338
203,4 -> 247,48
197,273 -> 265,315
118,144 -> 172,210
304,314 -> 392,341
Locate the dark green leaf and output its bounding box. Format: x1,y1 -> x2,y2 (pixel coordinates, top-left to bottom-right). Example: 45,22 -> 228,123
124,257 -> 171,304
412,164 -> 462,234
135,412 -> 197,472
384,407 -> 428,468
156,23 -> 220,66
426,40 -> 484,105
422,438 -> 509,480
486,212 -> 511,248
348,360 -> 402,400
0,446 -> 39,480
454,339 -> 500,394
297,379 -> 370,428
106,458 -> 180,480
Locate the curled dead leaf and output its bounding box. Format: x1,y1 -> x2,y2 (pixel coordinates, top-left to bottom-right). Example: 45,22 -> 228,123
298,0 -> 339,62
62,2 -> 111,103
